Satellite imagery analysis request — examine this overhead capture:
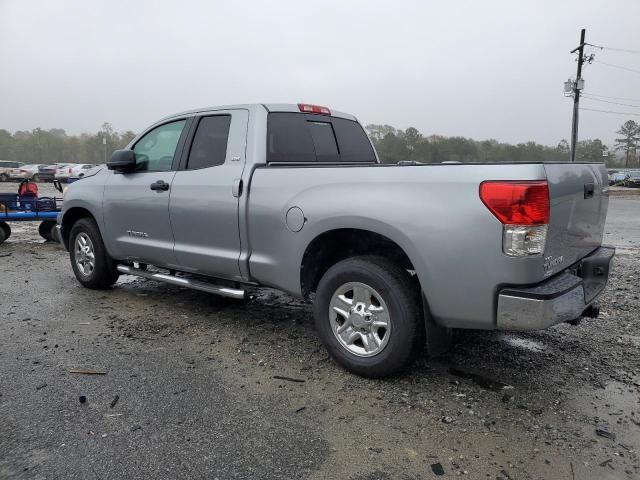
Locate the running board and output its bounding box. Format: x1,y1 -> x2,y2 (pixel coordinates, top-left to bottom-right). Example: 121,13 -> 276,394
116,265 -> 246,300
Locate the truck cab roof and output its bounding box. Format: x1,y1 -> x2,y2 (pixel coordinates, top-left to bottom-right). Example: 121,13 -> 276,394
160,103 -> 357,123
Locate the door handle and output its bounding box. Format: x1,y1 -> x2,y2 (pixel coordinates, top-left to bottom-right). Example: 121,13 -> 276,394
150,180 -> 170,192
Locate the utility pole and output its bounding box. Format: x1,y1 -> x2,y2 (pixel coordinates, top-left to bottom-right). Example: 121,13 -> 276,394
569,28 -> 586,162
103,134 -> 107,164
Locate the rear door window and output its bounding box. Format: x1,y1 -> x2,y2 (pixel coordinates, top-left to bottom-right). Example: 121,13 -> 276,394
267,113 -> 376,164
186,115 -> 232,170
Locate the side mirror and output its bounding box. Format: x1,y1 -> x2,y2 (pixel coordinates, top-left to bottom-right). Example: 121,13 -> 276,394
108,150 -> 136,172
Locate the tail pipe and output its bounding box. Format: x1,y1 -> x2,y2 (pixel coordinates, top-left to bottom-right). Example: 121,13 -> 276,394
568,304 -> 600,326
582,304 -> 600,319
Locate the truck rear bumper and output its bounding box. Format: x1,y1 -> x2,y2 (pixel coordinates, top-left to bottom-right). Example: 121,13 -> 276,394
496,246 -> 615,331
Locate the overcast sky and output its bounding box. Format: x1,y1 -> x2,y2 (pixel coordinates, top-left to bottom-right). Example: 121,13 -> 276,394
1,0 -> 638,146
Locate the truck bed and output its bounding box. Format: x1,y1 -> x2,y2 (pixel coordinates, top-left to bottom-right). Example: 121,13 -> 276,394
246,161 -> 608,329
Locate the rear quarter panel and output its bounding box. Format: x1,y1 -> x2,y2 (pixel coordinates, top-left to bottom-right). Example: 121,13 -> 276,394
247,163 -> 550,329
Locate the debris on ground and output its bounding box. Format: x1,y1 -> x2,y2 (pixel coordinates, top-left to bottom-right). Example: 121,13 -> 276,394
448,367 -> 512,391
500,469 -> 514,480
430,462 -> 445,476
273,375 -> 306,383
35,383 -> 47,390
599,458 -> 613,468
79,395 -> 87,404
69,368 -> 107,375
110,395 -> 119,408
595,428 -> 617,441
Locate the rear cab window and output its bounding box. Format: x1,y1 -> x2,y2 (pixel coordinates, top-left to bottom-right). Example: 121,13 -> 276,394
267,113 -> 376,164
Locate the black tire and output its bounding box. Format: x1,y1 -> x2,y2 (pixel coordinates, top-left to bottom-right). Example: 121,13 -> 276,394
0,222 -> 10,244
38,220 -> 57,241
32,174 -> 40,183
69,218 -> 119,289
314,255 -> 425,378
0,173 -> 8,182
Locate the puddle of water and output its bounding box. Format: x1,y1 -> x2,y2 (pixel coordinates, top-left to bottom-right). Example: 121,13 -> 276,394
448,367 -> 512,392
500,335 -> 546,352
117,274 -> 140,285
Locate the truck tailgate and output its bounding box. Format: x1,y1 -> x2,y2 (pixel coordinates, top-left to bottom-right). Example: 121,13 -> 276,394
543,163 -> 609,277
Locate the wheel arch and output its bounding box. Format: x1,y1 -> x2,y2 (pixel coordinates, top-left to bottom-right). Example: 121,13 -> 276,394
300,226 -> 422,299
60,207 -> 97,250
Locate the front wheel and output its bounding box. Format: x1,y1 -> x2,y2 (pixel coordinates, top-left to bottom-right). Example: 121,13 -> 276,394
69,218 -> 119,289
314,256 -> 425,378
0,174 -> 8,182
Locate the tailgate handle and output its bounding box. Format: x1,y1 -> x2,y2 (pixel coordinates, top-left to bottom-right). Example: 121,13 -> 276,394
584,183 -> 594,199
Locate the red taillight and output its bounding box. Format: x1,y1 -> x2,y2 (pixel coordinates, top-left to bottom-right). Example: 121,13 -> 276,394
298,103 -> 331,115
479,181 -> 549,225
68,167 -> 73,173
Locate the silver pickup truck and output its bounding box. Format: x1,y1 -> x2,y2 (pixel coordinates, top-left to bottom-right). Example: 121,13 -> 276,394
57,103 -> 614,377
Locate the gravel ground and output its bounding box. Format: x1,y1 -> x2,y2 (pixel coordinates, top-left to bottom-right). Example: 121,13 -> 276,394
0,182 -> 638,479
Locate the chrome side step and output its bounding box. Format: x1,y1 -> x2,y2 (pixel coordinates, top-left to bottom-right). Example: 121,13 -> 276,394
116,265 -> 246,300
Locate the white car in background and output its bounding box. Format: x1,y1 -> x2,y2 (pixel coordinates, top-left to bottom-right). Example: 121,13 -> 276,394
54,163 -> 78,181
55,164 -> 97,182
9,164 -> 44,182
69,164 -> 98,178
0,160 -> 24,182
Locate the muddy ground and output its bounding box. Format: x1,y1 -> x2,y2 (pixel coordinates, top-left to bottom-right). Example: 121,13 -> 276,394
0,183 -> 638,480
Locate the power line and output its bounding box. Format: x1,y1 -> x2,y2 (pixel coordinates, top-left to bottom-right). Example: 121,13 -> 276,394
586,43 -> 640,54
594,60 -> 640,75
582,95 -> 640,109
579,107 -> 640,117
583,92 -> 640,102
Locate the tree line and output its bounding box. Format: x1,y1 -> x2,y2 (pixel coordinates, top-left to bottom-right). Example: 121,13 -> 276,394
366,120 -> 640,168
0,123 -> 135,165
0,119 -> 638,168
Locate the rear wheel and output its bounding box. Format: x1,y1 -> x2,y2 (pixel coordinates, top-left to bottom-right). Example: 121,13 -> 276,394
0,222 -> 10,245
32,174 -> 40,183
69,218 -> 119,289
0,174 -> 8,182
314,256 -> 425,378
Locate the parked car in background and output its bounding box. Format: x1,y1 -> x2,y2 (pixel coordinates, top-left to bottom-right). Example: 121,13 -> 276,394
54,164 -> 77,181
0,160 -> 24,182
610,171 -> 630,185
38,164 -> 60,182
626,170 -> 640,187
67,165 -> 103,185
8,164 -> 44,182
69,164 -> 97,178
